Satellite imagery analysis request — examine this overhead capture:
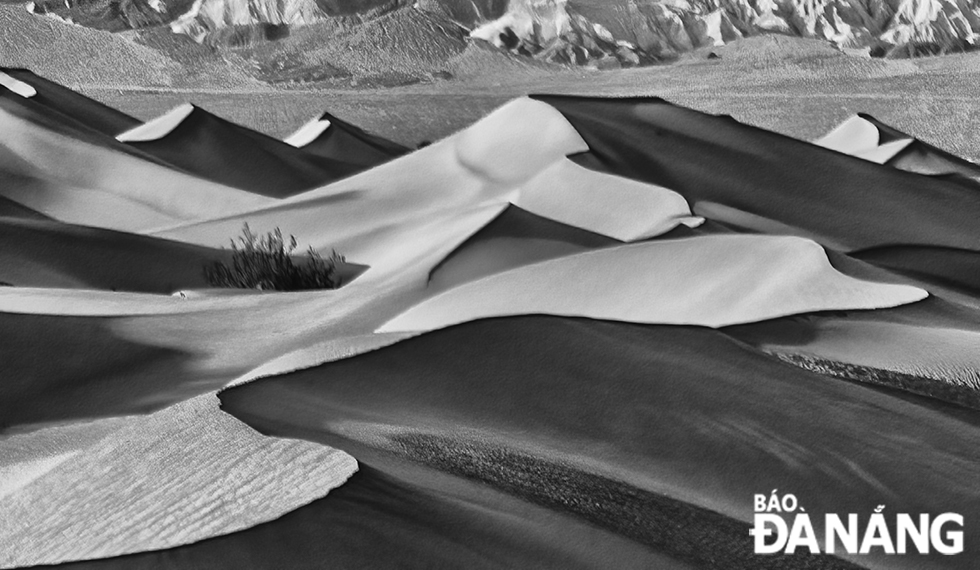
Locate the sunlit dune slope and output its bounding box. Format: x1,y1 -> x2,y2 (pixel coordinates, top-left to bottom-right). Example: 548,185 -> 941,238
381,234 -> 925,333
0,394 -> 358,568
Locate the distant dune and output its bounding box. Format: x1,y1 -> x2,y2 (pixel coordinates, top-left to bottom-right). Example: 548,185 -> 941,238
284,111 -> 410,167
818,113 -> 980,181
116,104 -> 364,197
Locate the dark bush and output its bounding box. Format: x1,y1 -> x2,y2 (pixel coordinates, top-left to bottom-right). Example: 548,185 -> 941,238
204,223 -> 344,291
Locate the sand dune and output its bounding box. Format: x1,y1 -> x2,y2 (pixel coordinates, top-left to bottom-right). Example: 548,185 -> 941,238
0,201 -> 507,431
0,105 -> 271,232
860,114 -> 980,180
117,104 -> 363,197
818,114 -> 980,180
285,111 -> 410,167
151,98 -> 593,253
218,317 -> 979,570
534,96 -> 980,257
0,67 -> 139,136
380,235 -> 926,333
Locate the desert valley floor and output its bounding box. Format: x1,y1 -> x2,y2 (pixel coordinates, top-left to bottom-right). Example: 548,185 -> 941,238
2,35 -> 980,570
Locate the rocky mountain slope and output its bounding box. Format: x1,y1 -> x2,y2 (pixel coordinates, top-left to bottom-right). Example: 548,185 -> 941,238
7,0 -> 980,80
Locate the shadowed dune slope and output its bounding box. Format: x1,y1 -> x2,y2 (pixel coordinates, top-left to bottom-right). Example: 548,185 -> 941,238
0,68 -> 139,136
0,312 -> 195,432
288,111 -> 410,167
118,105 -> 364,197
219,316 -> 978,570
533,96 -> 980,256
850,245 -> 980,298
428,204 -> 620,292
0,195 -> 49,219
0,217 -> 228,291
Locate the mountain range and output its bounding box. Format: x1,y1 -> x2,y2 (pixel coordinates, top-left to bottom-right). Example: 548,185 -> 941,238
2,0 -> 978,89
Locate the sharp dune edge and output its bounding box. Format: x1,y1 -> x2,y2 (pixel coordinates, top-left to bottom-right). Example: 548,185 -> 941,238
1,69 -> 980,569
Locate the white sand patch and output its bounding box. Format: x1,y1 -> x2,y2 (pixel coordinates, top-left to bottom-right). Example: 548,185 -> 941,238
283,117 -> 331,147
0,71 -> 36,98
813,114 -> 879,154
0,451 -> 78,501
0,395 -> 357,567
116,103 -> 195,142
515,159 -> 702,241
378,235 -> 927,333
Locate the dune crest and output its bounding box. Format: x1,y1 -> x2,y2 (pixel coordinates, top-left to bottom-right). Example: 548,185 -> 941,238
283,117 -> 332,148
813,114 -> 880,154
0,70 -> 36,98
115,103 -> 196,142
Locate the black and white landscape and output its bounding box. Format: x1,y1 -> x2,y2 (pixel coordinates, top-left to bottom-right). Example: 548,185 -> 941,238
2,1 -> 980,568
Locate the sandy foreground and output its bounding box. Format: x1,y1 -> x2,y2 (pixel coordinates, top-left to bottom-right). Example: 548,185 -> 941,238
1,64 -> 980,569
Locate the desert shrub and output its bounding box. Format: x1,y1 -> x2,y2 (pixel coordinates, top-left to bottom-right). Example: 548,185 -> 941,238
204,223 -> 345,291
